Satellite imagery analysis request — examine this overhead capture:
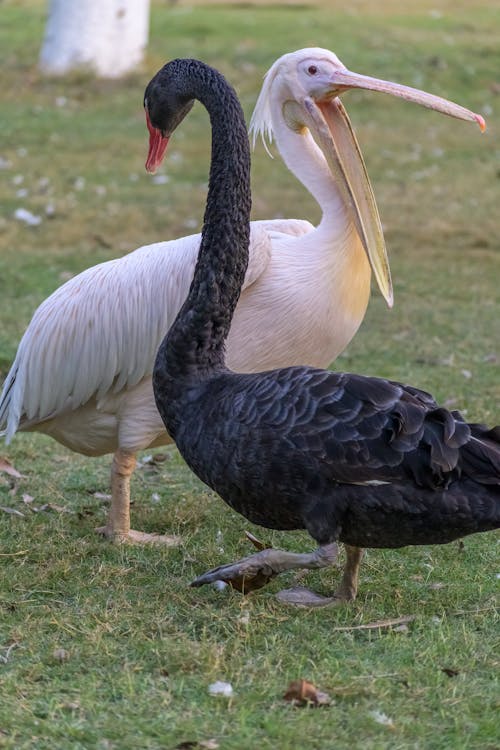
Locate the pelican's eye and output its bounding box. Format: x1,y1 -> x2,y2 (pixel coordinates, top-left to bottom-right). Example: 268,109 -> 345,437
307,65 -> 318,75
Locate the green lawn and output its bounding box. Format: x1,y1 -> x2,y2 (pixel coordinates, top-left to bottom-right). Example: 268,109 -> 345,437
0,1 -> 498,748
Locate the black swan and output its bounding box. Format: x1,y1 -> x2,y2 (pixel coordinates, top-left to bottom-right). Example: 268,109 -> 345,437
145,58 -> 499,605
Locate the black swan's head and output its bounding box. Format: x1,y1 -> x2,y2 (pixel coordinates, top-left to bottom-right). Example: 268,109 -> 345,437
144,59 -> 196,173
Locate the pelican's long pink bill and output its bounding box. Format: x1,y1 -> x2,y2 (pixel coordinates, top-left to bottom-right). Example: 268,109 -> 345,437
320,68 -> 486,131
302,61 -> 486,306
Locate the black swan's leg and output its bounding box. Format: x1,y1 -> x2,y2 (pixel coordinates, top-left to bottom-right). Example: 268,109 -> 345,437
334,545 -> 364,601
190,543 -> 339,594
275,544 -> 364,607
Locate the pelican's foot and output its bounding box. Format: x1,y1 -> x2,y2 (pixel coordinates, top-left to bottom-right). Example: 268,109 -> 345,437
95,526 -> 181,546
190,543 -> 338,595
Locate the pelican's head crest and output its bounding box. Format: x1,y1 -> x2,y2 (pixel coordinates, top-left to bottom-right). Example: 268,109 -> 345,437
248,57 -> 283,156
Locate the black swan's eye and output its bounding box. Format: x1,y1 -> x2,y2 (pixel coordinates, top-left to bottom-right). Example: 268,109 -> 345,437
308,65 -> 318,75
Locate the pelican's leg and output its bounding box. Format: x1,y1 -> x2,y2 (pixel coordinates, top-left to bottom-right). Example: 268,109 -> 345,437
190,542 -> 339,593
96,448 -> 180,546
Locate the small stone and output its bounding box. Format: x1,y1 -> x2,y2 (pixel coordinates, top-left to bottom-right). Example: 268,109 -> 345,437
212,580 -> 227,591
208,681 -> 233,697
14,208 -> 42,226
53,648 -> 69,662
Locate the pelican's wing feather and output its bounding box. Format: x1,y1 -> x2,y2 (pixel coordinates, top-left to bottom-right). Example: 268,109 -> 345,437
0,223 -> 279,440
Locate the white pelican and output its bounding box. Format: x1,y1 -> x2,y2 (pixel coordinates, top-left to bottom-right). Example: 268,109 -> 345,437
0,48 -> 482,544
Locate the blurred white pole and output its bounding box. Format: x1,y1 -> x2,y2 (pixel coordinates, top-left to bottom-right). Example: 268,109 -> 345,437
39,0 -> 150,78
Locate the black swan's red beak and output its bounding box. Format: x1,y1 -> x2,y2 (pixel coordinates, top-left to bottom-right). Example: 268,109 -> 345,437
145,110 -> 169,173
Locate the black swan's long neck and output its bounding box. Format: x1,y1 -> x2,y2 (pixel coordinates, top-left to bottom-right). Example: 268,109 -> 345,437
157,62 -> 251,380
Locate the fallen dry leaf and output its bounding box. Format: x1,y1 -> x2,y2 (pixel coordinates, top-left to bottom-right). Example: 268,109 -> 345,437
151,452 -> 169,463
0,641 -> 20,664
245,529 -> 272,550
33,502 -> 70,514
237,611 -> 250,626
0,457 -> 25,479
441,667 -> 460,678
331,615 -> 415,632
93,492 -> 112,502
0,550 -> 28,557
393,622 -> 410,633
283,679 -> 331,707
0,506 -> 25,518
77,507 -> 97,519
327,684 -> 371,698
22,494 -> 34,504
92,233 -> 112,249
369,710 -> 395,729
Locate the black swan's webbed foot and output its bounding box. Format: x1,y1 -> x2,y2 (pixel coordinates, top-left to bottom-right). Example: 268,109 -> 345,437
190,542 -> 339,594
276,545 -> 364,607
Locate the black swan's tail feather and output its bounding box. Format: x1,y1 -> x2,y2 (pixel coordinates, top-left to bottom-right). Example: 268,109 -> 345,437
461,424 -> 500,485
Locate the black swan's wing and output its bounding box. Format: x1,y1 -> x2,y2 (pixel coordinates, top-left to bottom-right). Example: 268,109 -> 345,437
217,367 -> 473,490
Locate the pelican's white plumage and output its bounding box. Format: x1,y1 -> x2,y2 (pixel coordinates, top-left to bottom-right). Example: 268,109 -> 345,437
1,224 -> 288,446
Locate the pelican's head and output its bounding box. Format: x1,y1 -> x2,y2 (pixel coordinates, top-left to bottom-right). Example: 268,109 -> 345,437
250,48 -> 485,308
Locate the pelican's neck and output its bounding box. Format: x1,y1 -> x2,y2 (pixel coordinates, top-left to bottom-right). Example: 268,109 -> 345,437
158,62 -> 251,380
270,98 -> 351,234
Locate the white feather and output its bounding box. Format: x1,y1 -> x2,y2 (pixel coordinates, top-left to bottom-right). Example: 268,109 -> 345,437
0,222 -> 305,444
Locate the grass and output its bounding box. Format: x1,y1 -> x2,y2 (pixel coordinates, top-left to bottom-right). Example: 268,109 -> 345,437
0,1 -> 499,748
